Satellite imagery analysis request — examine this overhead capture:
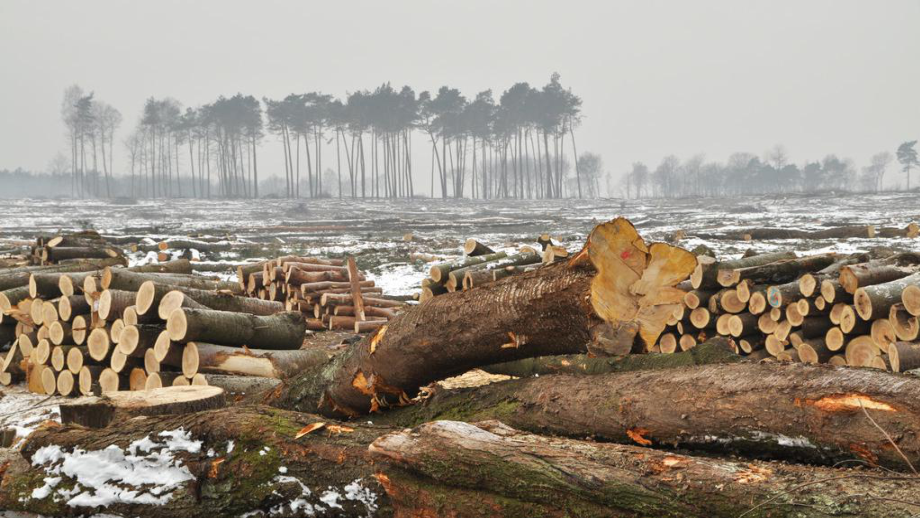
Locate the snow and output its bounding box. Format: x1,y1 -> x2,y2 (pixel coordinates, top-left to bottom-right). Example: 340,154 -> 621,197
27,428 -> 200,508
0,387 -> 62,448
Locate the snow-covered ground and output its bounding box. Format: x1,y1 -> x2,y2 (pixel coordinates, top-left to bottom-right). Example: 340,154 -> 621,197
1,192 -> 920,517
2,192 -> 919,298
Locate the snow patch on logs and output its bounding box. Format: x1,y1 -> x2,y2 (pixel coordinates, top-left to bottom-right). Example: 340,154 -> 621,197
27,428 -> 201,508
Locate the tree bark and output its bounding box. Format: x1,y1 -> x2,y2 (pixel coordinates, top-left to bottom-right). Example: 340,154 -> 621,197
102,268 -> 242,294
166,308 -> 306,350
692,251 -> 795,290
274,218 -> 697,418
194,342 -> 329,378
371,420 -> 918,518
377,361 -> 920,471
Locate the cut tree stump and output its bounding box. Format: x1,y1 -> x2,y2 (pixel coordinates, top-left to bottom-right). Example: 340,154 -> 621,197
59,385 -> 226,428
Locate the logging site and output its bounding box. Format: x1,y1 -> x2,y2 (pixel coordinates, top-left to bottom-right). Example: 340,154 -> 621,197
3,1 -> 920,517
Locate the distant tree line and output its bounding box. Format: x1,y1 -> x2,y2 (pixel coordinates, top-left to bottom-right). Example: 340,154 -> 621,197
620,142 -> 920,198
61,86 -> 123,198
56,74 -> 608,200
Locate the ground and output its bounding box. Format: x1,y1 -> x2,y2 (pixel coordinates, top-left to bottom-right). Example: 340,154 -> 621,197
1,192 -> 919,516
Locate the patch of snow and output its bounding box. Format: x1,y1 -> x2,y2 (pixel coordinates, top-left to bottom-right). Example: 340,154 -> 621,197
0,388 -> 62,448
278,466 -> 287,474
28,429 -> 200,508
318,489 -> 342,509
226,440 -> 234,453
344,478 -> 379,515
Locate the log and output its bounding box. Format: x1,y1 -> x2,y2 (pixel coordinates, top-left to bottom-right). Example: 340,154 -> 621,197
840,263 -> 919,294
57,295 -> 89,322
890,304 -> 920,341
284,266 -> 356,285
139,281 -> 283,317
370,419 -> 919,518
60,385 -> 226,428
428,251 -> 508,284
463,238 -> 495,257
717,253 -> 837,287
346,256 -> 366,321
156,290 -> 208,319
766,280 -> 801,308
446,252 -> 542,290
380,361 -> 920,471
198,373 -> 281,395
275,218 -> 698,417
820,278 -> 848,303
193,342 -> 329,378
117,324 -> 162,357
0,286 -> 30,314
903,284 -> 920,316
889,341 -> 920,373
102,268 -> 243,294
691,251 -> 795,290
97,289 -> 136,321
855,272 -> 920,320
166,308 -> 306,350
44,246 -> 121,263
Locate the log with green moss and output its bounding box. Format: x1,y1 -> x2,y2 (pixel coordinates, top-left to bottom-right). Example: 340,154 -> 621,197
376,361 -> 920,471
371,420 -> 919,518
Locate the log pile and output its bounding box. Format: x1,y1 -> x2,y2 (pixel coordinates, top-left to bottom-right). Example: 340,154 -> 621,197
29,230 -> 125,266
419,235 -> 566,301
654,246 -> 920,371
236,255 -> 404,334
3,236 -> 399,396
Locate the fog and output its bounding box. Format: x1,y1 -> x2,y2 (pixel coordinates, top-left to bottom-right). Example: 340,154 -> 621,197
1,0 -> 918,196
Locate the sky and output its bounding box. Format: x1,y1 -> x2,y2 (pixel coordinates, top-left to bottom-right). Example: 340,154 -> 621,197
1,0 -> 918,191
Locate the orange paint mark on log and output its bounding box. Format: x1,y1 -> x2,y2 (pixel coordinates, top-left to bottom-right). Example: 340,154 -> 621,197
805,394 -> 896,413
208,457 -> 225,478
733,464 -> 772,484
627,427 -> 653,446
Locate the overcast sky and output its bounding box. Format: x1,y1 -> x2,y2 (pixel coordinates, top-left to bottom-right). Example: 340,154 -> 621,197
1,0 -> 918,191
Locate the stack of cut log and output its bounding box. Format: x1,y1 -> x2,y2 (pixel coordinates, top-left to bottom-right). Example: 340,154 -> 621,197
419,236 -> 566,302
236,255 -> 404,334
30,230 -> 125,266
1,236 -> 341,395
655,248 -> 920,371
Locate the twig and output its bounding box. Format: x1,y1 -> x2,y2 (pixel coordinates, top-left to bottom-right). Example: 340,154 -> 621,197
860,399 -> 918,475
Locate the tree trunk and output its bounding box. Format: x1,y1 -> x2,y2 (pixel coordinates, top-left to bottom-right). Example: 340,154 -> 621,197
273,218 -> 697,418
166,308 -> 305,350
371,420 -> 918,518
194,342 -> 329,378
102,268 -> 243,294
379,360 -> 920,471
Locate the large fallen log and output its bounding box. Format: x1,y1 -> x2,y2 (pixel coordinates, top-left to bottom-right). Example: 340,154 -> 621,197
1,405 -> 388,517
371,420 -> 918,518
691,251 -> 795,290
274,218 -> 697,418
379,361 -> 920,471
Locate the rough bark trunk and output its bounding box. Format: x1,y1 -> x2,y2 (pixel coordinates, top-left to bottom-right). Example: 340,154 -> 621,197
194,342 -> 329,379
166,308 -> 306,350
371,420 -> 918,518
378,361 -> 920,471
692,251 -> 795,290
717,253 -> 838,288
102,268 -> 243,294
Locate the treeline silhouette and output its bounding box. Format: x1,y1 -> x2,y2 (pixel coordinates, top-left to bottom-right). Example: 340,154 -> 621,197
60,74 -> 612,200
621,143 -> 920,198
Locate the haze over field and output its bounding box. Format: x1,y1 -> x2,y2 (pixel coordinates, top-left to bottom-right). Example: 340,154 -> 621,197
0,0 -> 918,194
